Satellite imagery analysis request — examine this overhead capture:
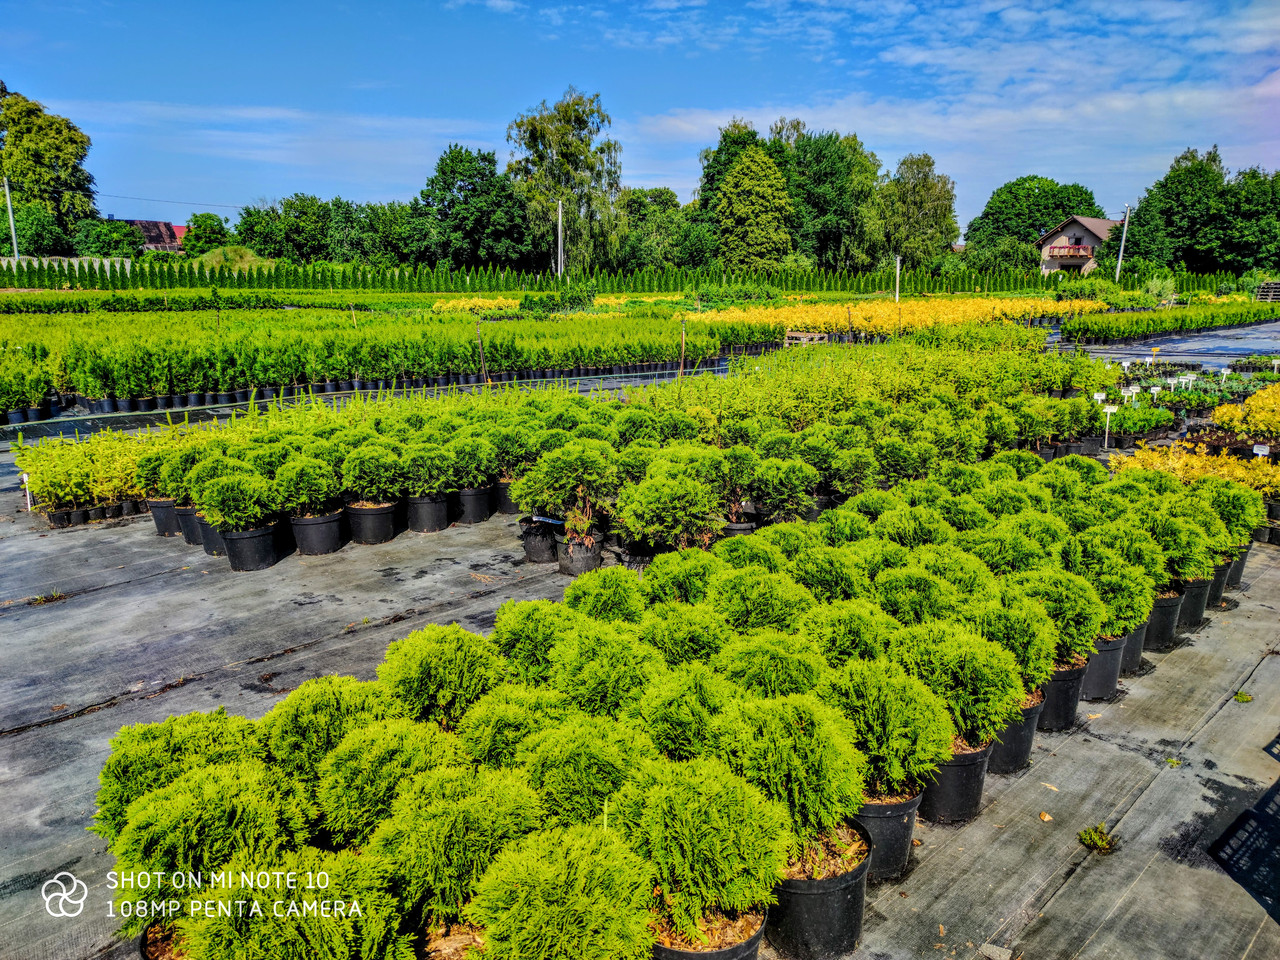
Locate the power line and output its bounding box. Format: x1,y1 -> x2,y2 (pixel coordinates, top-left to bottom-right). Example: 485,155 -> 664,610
96,193 -> 243,210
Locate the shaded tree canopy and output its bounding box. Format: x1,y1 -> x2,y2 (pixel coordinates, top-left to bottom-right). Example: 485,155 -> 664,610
0,84 -> 96,227
879,153 -> 959,270
965,175 -> 1105,251
418,144 -> 530,270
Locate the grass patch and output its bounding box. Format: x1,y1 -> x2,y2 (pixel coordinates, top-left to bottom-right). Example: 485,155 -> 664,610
1233,691 -> 1253,703
1077,822 -> 1116,854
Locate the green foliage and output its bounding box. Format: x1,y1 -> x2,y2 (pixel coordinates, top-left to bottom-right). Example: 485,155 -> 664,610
615,473 -> 722,549
712,533 -> 787,572
803,598 -> 901,666
457,683 -> 578,767
402,442 -> 456,497
368,766 -> 543,922
511,438 -> 615,537
713,631 -> 828,698
965,175 -> 1105,250
820,658 -> 956,796
547,622 -> 665,717
708,565 -> 815,632
751,457 -> 819,523
420,144 -> 531,269
564,566 -> 645,623
275,455 -> 339,517
790,545 -> 868,602
630,663 -> 740,760
183,212 -> 234,257
875,563 -> 963,624
521,715 -> 657,827
197,472 -> 280,532
872,505 -> 954,548
342,444 -> 404,504
617,758 -> 789,942
639,548 -> 730,605
880,153 -> 960,269
960,584 -> 1058,690
0,89 -> 96,227
449,435 -> 498,489
491,599 -> 584,683
1009,567 -> 1107,662
377,624 -> 505,728
467,825 -> 653,960
755,521 -> 823,559
92,708 -> 260,842
1077,822 -> 1115,855
74,218 -> 145,259
636,601 -> 734,665
716,145 -> 793,270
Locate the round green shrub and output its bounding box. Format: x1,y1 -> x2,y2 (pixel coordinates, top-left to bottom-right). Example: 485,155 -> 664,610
448,435 -> 498,489
991,449 -> 1045,479
819,658 -> 955,796
974,480 -> 1034,517
844,537 -> 911,578
563,566 -> 645,623
802,598 -> 901,666
276,456 -> 340,517
831,446 -> 879,496
755,521 -> 823,559
889,622 -> 1025,747
639,548 -> 729,605
911,545 -> 998,598
1144,509 -> 1216,582
630,663 -> 741,760
875,564 -> 963,625
871,505 -> 954,548
92,707 -> 260,842
466,825 -> 653,960
617,758 -> 789,944
316,718 -> 461,845
1009,567 -> 1107,663
714,694 -> 866,849
711,534 -> 787,572
457,684 -> 578,767
342,444 -> 404,504
957,517 -> 1050,575
491,599 -> 585,683
958,583 -> 1058,691
814,505 -> 873,545
1079,518 -> 1168,587
935,493 -> 993,531
713,631 -> 828,698
847,488 -> 905,521
636,602 -> 734,665
933,462 -> 988,495
521,716 -> 657,827
789,545 -> 869,602
368,766 -> 543,923
547,623 -> 665,717
1192,476 -> 1266,546
1062,541 -> 1156,637
377,624 -> 505,728
615,473 -> 722,550
751,457 -> 820,523
708,566 -> 815,632
198,472 -> 280,532
402,442 -> 457,497
243,442 -> 292,479
110,760 -> 312,932
257,676 -> 401,784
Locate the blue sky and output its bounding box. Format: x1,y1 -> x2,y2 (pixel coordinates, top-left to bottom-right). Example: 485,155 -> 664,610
2,0 -> 1277,234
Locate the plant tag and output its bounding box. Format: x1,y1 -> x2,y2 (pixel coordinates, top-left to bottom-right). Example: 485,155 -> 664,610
1144,357 -> 1153,365
1121,360 -> 1131,370
1093,392 -> 1106,401
1104,405 -> 1118,414
1150,386 -> 1161,395
1255,445 -> 1271,457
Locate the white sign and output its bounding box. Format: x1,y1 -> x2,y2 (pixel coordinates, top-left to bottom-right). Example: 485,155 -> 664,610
1255,445 -> 1272,457
1093,392 -> 1106,401
1145,357 -> 1154,365
1121,361 -> 1131,370
1150,386 -> 1162,395
1104,405 -> 1119,414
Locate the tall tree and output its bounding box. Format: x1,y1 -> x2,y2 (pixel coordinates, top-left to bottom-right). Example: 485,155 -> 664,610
716,146 -> 792,271
878,154 -> 959,270
419,144 -> 529,269
695,118 -> 763,225
0,87 -> 96,227
780,130 -> 884,270
73,219 -> 145,259
965,175 -> 1105,251
0,201 -> 72,257
182,212 -> 233,257
506,87 -> 621,273
1220,167 -> 1280,274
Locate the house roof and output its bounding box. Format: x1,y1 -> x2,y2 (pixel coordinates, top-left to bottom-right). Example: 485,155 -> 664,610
1035,215 -> 1122,247
123,220 -> 182,247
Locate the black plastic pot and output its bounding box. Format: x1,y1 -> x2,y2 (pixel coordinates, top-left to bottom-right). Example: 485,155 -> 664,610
292,510 -> 345,555
1120,619 -> 1149,676
104,502 -> 123,519
223,524 -> 281,571
70,508 -> 88,525
1038,663 -> 1086,731
723,520 -> 757,538
1080,635 -> 1126,701
1227,544 -> 1251,587
1178,578 -> 1211,628
197,516 -> 227,557
186,392 -> 203,407
653,918 -> 765,960
49,510 -> 71,529
147,500 -> 182,537
347,503 -> 398,544
175,505 -> 203,545
765,820 -> 873,960
1145,593 -> 1184,650
454,486 -> 492,525
521,517 -> 559,563
919,741 -> 993,824
1206,560 -> 1232,607
555,530 -> 603,575
5,409 -> 24,424
852,792 -> 923,881
494,481 -> 521,515
88,505 -> 106,522
988,697 -> 1047,774
408,495 -> 449,533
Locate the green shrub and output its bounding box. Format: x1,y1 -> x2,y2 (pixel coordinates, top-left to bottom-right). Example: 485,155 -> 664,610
617,758 -> 789,943
564,566 -> 645,623
789,545 -> 869,602
257,676 -> 400,784
715,694 -> 866,852
92,707 -> 260,842
847,489 -> 905,521
959,583 -> 1058,691
457,684 -> 578,767
957,516 -> 1049,575
377,624 -> 505,728
342,444 -> 404,504
871,505 -> 954,548
991,449 -> 1045,479
1080,519 -> 1168,587
368,766 -> 542,922
547,623 -> 665,717
490,599 -> 584,683
711,534 -> 787,572
402,442 -> 456,497
466,825 -> 653,960
630,662 -> 741,760
936,493 -> 994,531
755,521 -> 822,559
912,545 -> 998,598
639,548 -> 729,605
819,658 -> 955,796
176,846 -> 413,960
1144,509 -> 1216,582
890,623 -> 1025,746
110,760 -> 312,932
1192,476 -> 1266,546
831,445 -> 879,496
974,480 -> 1034,517
511,438 -> 615,538
802,598 -> 901,666
814,505 -> 873,545
636,602 -> 734,664
1008,567 -> 1107,663
448,435 -> 498,489
844,537 -> 911,578
275,456 -> 340,517
875,564 -> 963,624
751,457 -> 820,523
197,472 -> 279,532
723,444 -> 759,522
615,473 -> 722,550
708,565 -> 815,632
713,631 -> 828,698
521,715 -> 657,826
316,719 -> 460,845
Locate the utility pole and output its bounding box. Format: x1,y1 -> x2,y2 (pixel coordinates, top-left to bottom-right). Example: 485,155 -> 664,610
894,255 -> 901,303
1114,204 -> 1131,283
557,200 -> 563,280
3,177 -> 18,260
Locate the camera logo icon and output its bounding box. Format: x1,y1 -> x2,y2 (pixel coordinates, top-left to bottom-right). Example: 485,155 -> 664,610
42,872 -> 88,918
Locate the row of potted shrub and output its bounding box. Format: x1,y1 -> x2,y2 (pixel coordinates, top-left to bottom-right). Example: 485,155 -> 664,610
1059,301 -> 1279,344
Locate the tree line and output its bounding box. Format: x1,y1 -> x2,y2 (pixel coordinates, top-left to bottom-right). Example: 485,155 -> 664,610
2,81 -> 1276,280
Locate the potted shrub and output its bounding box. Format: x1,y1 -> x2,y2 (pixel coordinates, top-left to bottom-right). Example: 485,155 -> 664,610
511,439 -> 618,575
276,455 -> 344,554
615,473 -> 722,554
820,658 -> 955,880
448,435 -> 498,524
1063,541 -> 1156,701
159,446 -> 209,545
751,457 -> 820,524
403,442 -> 456,533
342,444 -> 405,544
713,695 -> 872,960
723,444 -> 760,535
135,445 -> 183,536
184,456 -> 254,557
487,425 -> 538,514
198,472 -> 285,571
889,622 -> 1025,824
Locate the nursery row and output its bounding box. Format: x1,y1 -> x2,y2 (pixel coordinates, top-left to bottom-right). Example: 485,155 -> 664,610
90,440 -> 1263,960
1058,300 -> 1279,343
1184,381 -> 1280,457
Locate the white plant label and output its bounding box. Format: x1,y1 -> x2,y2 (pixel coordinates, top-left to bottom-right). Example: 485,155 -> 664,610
1255,445 -> 1271,457
1150,386 -> 1161,395
1104,405 -> 1119,414
1093,392 -> 1106,401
